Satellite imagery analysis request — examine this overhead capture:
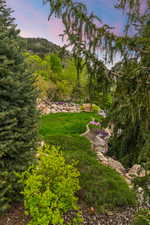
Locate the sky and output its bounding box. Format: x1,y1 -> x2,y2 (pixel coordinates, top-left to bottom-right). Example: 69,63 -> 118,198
6,0 -> 127,47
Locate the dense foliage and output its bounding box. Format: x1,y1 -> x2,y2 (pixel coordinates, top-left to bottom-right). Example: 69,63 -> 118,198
22,37 -> 70,58
20,145 -> 82,225
0,0 -> 37,213
24,52 -> 90,102
108,5 -> 150,170
24,50 -> 112,107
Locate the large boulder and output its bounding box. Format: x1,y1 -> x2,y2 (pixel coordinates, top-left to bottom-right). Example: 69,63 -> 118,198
94,136 -> 106,147
127,164 -> 146,178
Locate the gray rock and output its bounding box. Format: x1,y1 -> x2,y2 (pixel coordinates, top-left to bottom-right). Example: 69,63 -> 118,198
95,136 -> 106,147
128,164 -> 146,178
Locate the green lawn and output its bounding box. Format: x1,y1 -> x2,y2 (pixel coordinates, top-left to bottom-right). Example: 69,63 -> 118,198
39,112 -> 100,137
39,112 -> 136,212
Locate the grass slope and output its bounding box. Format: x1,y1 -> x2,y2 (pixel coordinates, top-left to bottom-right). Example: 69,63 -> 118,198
39,112 -> 136,212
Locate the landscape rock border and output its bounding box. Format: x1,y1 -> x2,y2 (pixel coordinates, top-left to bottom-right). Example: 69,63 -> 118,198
37,100 -> 80,114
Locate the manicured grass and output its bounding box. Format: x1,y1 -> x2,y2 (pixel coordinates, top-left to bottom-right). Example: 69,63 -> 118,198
39,112 -> 100,137
39,112 -> 136,212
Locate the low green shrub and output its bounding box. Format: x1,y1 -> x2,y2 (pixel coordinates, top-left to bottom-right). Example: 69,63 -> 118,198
91,104 -> 100,113
20,145 -> 82,225
132,209 -> 150,225
80,105 -> 84,111
99,93 -> 113,110
88,120 -> 101,130
80,104 -> 100,113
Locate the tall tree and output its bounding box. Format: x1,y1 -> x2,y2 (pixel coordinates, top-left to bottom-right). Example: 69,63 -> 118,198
0,0 -> 37,213
108,0 -> 150,166
44,0 -> 150,182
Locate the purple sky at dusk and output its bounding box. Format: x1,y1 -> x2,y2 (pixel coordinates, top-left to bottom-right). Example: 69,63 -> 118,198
6,0 -> 127,47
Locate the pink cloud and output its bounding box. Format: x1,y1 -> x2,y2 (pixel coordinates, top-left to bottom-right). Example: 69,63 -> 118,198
112,23 -> 122,36
6,0 -> 124,45
6,0 -> 65,46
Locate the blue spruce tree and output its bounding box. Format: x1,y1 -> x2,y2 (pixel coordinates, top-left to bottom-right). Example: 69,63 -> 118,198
0,0 -> 37,213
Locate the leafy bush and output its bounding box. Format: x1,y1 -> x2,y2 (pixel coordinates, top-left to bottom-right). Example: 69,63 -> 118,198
80,104 -> 100,113
91,104 -> 100,113
132,209 -> 150,225
88,120 -> 101,129
20,145 -> 82,225
99,93 -> 113,110
80,105 -> 84,111
88,120 -> 103,135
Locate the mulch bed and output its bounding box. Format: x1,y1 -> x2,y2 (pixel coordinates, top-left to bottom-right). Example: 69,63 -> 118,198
0,204 -> 139,225
0,204 -> 29,225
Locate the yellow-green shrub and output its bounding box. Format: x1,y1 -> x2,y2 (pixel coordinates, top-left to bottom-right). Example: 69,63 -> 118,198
80,104 -> 100,113
20,145 -> 82,225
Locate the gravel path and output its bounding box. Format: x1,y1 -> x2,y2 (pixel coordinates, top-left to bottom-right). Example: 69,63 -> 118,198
63,206 -> 143,225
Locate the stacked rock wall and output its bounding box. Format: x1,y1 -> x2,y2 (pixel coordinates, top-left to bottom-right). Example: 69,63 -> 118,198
37,101 -> 80,114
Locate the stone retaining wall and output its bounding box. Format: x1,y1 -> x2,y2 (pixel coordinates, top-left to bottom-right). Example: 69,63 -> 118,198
37,101 -> 80,114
